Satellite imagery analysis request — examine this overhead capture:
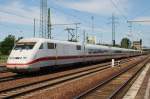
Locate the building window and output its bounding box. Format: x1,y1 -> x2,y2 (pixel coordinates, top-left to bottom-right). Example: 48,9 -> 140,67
48,43 -> 56,49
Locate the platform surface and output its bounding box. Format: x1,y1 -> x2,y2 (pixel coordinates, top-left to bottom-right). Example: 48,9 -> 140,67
123,63 -> 150,99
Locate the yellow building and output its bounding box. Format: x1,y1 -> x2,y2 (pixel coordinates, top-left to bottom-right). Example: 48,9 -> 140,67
133,40 -> 142,50
87,36 -> 96,44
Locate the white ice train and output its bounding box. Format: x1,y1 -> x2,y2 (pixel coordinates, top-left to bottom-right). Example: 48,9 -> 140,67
6,38 -> 142,73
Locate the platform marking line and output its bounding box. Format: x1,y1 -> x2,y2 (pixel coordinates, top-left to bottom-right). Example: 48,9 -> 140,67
123,63 -> 150,99
144,75 -> 150,99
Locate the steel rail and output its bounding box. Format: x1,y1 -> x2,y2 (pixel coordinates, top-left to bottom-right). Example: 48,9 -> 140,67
0,57 -> 134,98
75,56 -> 148,99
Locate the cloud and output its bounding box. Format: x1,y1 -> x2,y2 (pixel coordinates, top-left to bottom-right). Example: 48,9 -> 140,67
0,0 -> 73,26
0,1 -> 39,25
57,0 -> 129,16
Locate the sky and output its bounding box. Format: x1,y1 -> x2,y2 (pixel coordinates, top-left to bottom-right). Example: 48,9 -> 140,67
0,0 -> 150,47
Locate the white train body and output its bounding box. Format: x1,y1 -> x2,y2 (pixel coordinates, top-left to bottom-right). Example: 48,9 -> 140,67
7,38 -> 142,72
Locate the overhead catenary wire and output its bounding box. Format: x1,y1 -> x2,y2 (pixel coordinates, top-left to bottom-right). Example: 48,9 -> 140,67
49,5 -> 107,33
0,8 -> 39,38
49,6 -> 89,25
115,0 -> 128,15
0,9 -> 35,20
109,0 -> 128,20
0,1 -> 106,35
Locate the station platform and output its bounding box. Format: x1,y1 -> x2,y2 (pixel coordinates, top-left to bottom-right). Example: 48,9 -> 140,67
123,63 -> 150,99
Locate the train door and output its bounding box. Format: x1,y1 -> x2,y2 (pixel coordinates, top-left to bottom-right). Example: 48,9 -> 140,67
36,42 -> 57,67
55,43 -> 64,65
36,42 -> 49,67
47,43 -> 57,66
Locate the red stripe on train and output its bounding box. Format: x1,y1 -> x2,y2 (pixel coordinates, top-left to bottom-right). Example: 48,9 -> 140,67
7,54 -> 110,66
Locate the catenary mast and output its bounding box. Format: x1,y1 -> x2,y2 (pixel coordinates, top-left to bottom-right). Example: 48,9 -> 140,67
40,0 -> 48,38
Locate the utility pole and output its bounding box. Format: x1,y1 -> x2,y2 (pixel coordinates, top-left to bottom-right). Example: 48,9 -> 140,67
127,20 -> 150,36
83,30 -> 86,58
83,30 -> 86,44
33,18 -> 36,37
111,13 -> 118,46
127,22 -> 133,42
47,8 -> 52,39
91,16 -> 94,33
128,22 -> 132,36
127,20 -> 150,46
40,0 -> 47,38
75,23 -> 80,41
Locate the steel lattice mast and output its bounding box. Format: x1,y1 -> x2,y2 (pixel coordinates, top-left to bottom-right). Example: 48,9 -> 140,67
40,0 -> 48,38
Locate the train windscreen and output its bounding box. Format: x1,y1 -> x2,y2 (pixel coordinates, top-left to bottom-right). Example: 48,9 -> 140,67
14,42 -> 36,50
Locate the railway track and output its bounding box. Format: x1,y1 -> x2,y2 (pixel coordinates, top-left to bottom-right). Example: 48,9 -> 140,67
0,74 -> 25,83
0,72 -> 16,80
0,57 -> 132,84
20,55 -> 148,99
0,66 -> 8,73
77,56 -> 150,99
0,56 -> 145,99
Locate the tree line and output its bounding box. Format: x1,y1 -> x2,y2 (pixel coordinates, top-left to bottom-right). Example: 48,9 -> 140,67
0,35 -> 23,55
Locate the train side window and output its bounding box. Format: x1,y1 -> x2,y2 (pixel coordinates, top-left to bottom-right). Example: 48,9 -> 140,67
48,43 -> 56,49
76,45 -> 81,50
39,44 -> 44,49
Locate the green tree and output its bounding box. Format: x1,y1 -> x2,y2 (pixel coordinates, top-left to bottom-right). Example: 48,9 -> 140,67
121,38 -> 131,48
0,35 -> 15,55
0,42 -> 1,55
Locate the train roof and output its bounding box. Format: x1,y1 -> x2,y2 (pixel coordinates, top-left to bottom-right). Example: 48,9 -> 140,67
18,38 -> 140,52
18,38 -> 81,45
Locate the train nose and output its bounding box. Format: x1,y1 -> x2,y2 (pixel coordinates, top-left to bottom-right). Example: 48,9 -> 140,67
7,56 -> 29,69
7,56 -> 28,64
6,63 -> 29,69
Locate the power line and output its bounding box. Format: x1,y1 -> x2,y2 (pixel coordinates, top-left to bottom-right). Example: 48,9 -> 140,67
0,9 -> 34,20
127,20 -> 150,23
131,7 -> 150,19
127,20 -> 150,35
109,0 -> 128,20
49,6 -> 108,36
115,0 -> 128,15
49,6 -> 89,24
0,1 -> 106,36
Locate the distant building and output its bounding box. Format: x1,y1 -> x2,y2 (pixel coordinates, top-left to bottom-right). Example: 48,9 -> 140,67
87,36 -> 96,44
132,40 -> 142,50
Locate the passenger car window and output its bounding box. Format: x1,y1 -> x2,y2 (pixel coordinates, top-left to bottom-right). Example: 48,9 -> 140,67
39,44 -> 44,49
76,45 -> 81,50
48,43 -> 56,49
14,42 -> 36,50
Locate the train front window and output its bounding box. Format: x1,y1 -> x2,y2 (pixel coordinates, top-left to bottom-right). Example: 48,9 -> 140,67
14,42 -> 36,50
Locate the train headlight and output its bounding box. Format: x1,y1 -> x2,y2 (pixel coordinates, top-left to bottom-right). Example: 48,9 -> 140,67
9,57 -> 27,60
